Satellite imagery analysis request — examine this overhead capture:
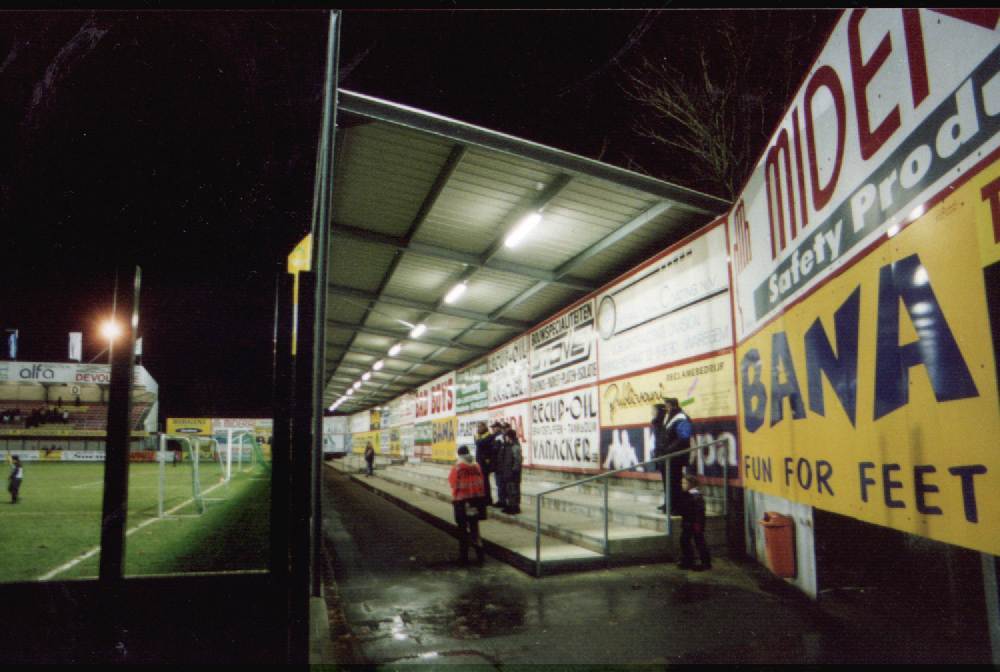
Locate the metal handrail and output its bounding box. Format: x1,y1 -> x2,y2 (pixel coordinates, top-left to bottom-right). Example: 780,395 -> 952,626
533,437 -> 732,577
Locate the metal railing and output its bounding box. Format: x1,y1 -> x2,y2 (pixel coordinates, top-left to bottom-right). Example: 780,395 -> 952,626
533,438 -> 732,577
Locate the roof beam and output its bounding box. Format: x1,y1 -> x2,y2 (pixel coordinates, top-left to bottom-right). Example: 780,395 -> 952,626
327,319 -> 486,353
338,89 -> 730,216
327,283 -> 529,330
331,224 -> 596,292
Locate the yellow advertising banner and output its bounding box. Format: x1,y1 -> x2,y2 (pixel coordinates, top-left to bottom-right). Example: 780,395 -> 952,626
600,352 -> 737,427
737,161 -> 1000,555
431,417 -> 457,462
351,431 -> 379,455
166,418 -> 213,436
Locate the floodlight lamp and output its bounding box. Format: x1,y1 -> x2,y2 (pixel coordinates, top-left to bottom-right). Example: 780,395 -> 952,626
373,359 -> 384,371
410,323 -> 427,338
100,320 -> 123,342
504,211 -> 542,248
443,281 -> 467,305
388,343 -> 402,357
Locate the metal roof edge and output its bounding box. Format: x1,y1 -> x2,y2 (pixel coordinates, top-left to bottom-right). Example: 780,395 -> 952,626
337,89 -> 731,216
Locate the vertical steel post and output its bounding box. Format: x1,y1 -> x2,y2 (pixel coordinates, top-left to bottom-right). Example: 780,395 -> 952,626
535,495 -> 542,578
983,553 -> 1000,665
270,270 -> 294,663
309,10 -> 342,600
603,478 -> 609,564
290,271 -> 316,664
98,265 -> 139,582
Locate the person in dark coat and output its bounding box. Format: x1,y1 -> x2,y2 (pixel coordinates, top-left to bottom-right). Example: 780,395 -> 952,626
8,455 -> 23,504
662,397 -> 693,514
363,442 -> 375,477
489,422 -> 508,509
677,474 -> 711,570
496,428 -> 523,514
474,421 -> 499,506
650,403 -> 668,512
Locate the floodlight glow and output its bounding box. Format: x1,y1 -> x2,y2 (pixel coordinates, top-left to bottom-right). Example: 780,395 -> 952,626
410,323 -> 427,338
388,343 -> 402,356
100,320 -> 122,342
444,281 -> 467,304
504,212 -> 542,248
373,359 -> 384,371
362,372 -> 371,381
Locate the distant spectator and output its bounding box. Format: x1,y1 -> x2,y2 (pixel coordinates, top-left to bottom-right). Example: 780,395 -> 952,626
75,394 -> 81,406
8,455 -> 23,504
497,428 -> 523,515
677,474 -> 711,571
363,442 -> 375,477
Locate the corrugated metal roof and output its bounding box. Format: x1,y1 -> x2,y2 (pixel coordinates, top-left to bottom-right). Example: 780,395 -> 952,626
323,90 -> 729,413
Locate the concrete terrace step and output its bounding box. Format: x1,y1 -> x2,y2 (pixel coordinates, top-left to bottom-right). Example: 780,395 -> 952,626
328,461 -> 606,575
328,459 -> 726,575
358,462 -> 690,551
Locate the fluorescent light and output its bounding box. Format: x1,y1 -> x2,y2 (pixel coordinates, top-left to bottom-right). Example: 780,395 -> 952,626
504,212 -> 542,248
353,381 -> 362,390
410,323 -> 427,338
346,389 -> 353,396
373,359 -> 384,370
362,372 -> 371,381
388,343 -> 402,357
444,281 -> 467,304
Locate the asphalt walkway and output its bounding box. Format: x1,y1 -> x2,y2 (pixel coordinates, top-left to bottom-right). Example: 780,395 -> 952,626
313,464 -> 929,666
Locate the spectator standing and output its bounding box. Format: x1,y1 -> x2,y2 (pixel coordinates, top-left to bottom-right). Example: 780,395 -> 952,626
447,445 -> 486,565
662,397 -> 693,514
677,474 -> 711,570
650,403 -> 669,512
8,455 -> 23,504
497,428 -> 523,515
490,422 -> 508,509
474,421 -> 498,506
363,441 -> 375,477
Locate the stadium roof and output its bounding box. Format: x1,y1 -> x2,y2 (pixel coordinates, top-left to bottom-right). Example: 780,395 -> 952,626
324,90 -> 730,414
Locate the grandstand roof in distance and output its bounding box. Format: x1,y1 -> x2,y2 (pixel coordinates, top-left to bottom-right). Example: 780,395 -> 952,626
324,90 -> 730,414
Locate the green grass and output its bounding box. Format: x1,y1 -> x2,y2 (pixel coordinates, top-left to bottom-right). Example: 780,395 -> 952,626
0,461 -> 270,582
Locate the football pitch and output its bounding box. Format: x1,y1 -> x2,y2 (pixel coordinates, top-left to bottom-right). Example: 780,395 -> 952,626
0,461 -> 270,583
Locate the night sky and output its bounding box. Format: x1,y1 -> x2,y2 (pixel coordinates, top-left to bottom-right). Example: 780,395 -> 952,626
0,9 -> 839,421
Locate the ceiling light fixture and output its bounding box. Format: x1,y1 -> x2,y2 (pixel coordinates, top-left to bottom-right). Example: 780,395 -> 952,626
388,343 -> 402,357
373,359 -> 384,371
362,372 -> 371,381
504,211 -> 542,248
410,323 -> 427,338
443,281 -> 467,304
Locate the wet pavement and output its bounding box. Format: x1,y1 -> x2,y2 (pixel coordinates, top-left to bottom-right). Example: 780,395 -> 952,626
317,468 -> 964,666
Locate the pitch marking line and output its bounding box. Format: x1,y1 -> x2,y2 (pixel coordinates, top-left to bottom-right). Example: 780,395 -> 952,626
37,479 -> 228,581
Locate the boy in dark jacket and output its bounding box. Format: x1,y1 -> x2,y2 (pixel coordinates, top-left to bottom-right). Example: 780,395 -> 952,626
677,474 -> 711,571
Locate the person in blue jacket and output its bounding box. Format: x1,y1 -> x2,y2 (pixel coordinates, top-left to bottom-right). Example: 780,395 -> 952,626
662,397 -> 693,515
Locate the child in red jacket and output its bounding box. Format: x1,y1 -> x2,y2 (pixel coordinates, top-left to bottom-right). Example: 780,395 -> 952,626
448,445 -> 487,565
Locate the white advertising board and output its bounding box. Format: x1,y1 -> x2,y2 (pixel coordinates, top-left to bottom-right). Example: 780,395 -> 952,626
349,411 -> 370,435
596,224 -> 732,380
457,410 -> 490,452
488,336 -> 530,406
530,385 -> 601,469
415,372 -> 455,422
389,393 -> 416,427
529,300 -> 598,396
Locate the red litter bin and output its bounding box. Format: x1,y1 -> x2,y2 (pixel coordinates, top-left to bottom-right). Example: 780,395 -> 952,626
758,512 -> 796,578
